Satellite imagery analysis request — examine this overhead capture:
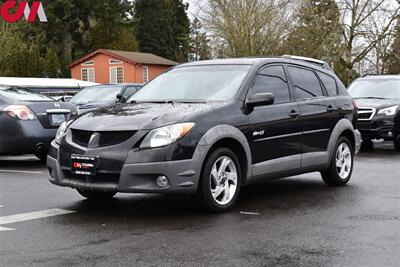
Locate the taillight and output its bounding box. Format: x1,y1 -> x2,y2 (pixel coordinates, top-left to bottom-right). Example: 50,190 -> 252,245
3,105 -> 37,120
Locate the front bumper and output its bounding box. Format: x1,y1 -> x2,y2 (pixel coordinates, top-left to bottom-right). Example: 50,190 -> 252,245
0,117 -> 56,155
47,141 -> 206,194
358,117 -> 397,140
354,130 -> 362,154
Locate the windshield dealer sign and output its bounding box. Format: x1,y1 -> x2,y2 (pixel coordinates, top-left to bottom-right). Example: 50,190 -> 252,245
1,1 -> 47,23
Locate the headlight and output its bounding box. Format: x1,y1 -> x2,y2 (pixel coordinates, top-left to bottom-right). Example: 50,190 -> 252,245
377,106 -> 398,117
140,123 -> 195,149
55,121 -> 69,144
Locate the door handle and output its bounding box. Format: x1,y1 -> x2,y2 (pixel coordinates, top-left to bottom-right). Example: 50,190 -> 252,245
327,105 -> 336,112
289,110 -> 300,118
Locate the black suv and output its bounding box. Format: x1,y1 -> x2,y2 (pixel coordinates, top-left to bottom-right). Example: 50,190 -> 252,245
348,75 -> 400,151
47,56 -> 361,212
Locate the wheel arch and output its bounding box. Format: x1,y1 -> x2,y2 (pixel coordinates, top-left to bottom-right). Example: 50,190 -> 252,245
195,125 -> 252,183
327,119 -> 357,161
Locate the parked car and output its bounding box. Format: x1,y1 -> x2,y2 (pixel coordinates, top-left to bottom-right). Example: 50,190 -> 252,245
69,84 -> 143,114
348,75 -> 400,151
47,56 -> 361,212
52,95 -> 74,102
0,85 -> 78,160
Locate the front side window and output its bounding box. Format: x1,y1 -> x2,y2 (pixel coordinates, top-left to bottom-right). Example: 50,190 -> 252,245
348,79 -> 400,99
249,65 -> 290,104
288,66 -> 324,100
0,86 -> 54,102
123,86 -> 141,98
110,67 -> 124,83
82,68 -> 95,82
130,65 -> 251,102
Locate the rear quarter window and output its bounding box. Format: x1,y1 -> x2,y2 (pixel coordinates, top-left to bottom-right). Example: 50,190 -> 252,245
318,72 -> 338,96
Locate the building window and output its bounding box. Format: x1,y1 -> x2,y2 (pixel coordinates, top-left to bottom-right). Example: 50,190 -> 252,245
81,68 -> 95,82
110,66 -> 124,83
143,66 -> 149,83
109,59 -> 123,65
82,60 -> 94,66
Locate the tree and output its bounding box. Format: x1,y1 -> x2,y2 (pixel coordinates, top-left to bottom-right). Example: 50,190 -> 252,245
0,28 -> 30,77
284,0 -> 343,66
387,19 -> 400,74
337,0 -> 400,84
135,0 -> 190,62
200,0 -> 300,57
44,48 -> 62,78
170,0 -> 191,62
189,17 -> 212,61
26,44 -> 44,77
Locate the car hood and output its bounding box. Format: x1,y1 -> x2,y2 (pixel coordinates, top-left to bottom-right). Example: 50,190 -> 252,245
70,102 -> 219,131
355,98 -> 400,110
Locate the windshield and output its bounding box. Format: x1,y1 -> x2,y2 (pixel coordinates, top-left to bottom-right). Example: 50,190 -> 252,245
129,65 -> 252,102
70,85 -> 123,104
0,86 -> 54,102
348,79 -> 400,99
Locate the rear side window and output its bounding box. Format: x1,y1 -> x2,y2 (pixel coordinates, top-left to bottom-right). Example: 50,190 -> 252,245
250,65 -> 291,104
0,86 -> 54,102
287,66 -> 324,100
318,72 -> 338,96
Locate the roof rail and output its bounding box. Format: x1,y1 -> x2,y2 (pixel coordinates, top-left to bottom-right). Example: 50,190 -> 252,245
281,55 -> 332,70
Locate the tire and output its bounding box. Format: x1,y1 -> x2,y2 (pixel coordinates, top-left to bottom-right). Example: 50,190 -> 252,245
35,149 -> 49,162
321,136 -> 354,186
195,147 -> 242,212
77,189 -> 116,200
394,136 -> 400,152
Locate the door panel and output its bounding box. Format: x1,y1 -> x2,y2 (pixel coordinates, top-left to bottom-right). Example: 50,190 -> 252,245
246,65 -> 302,167
249,102 -> 302,164
298,98 -> 336,152
286,65 -> 338,154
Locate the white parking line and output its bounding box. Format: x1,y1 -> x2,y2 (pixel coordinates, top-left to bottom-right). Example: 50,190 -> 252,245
0,209 -> 75,231
0,226 -> 14,231
0,169 -> 43,174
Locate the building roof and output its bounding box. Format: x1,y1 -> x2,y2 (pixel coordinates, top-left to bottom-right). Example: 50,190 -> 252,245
0,77 -> 98,88
68,49 -> 178,68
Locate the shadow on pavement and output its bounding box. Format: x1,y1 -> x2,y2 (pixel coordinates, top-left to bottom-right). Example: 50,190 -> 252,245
0,155 -> 44,167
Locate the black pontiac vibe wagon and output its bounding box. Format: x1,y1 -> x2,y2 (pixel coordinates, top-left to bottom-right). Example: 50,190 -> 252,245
47,56 -> 361,212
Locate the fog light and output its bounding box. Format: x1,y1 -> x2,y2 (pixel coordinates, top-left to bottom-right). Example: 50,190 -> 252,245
388,131 -> 393,137
156,176 -> 169,188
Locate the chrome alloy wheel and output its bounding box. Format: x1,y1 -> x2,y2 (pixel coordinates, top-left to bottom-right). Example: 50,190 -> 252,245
210,156 -> 238,205
336,143 -> 352,179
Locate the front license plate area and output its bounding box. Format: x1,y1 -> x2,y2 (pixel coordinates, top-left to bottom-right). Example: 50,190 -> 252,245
71,155 -> 98,176
51,114 -> 66,125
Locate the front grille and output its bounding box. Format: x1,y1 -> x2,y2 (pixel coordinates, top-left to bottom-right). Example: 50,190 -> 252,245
99,131 -> 135,147
71,129 -> 135,148
71,129 -> 92,147
358,107 -> 376,121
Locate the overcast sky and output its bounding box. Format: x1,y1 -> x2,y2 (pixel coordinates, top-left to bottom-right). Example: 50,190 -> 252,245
186,0 -> 202,19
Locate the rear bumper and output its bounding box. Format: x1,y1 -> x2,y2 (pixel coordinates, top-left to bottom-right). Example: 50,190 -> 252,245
0,117 -> 56,155
47,142 -> 204,194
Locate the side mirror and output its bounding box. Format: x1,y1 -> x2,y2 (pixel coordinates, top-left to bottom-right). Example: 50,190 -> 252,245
246,93 -> 274,109
116,93 -> 128,103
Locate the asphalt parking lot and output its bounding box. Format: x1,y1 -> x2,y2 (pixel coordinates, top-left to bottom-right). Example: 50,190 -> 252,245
1,142 -> 399,266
